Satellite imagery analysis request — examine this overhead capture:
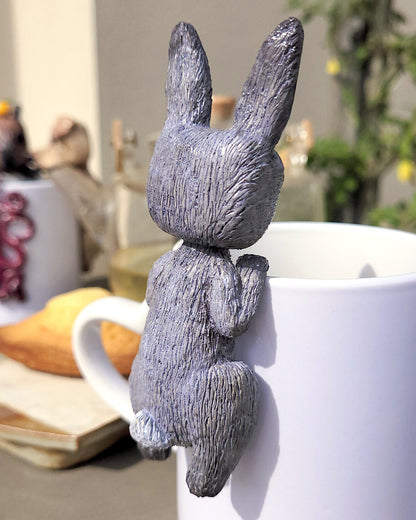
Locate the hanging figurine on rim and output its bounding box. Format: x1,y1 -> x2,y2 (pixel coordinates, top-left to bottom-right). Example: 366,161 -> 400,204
129,17 -> 304,497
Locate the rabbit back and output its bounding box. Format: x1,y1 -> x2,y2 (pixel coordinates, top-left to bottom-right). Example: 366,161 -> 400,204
129,246 -> 257,441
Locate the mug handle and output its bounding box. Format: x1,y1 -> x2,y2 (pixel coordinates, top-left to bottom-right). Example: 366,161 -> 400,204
72,296 -> 149,422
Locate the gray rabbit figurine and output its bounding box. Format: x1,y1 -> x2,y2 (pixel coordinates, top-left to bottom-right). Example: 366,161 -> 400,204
129,18 -> 303,497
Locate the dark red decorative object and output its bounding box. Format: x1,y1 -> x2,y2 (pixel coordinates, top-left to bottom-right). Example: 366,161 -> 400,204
0,190 -> 35,300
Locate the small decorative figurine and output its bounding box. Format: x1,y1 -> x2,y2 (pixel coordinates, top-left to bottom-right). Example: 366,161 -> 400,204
129,18 -> 303,497
34,116 -> 91,174
0,105 -> 39,179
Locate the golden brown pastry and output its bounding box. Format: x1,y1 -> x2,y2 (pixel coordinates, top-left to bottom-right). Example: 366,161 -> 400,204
0,288 -> 140,376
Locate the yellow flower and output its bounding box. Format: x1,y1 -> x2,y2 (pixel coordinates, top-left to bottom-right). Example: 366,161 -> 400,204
397,159 -> 415,183
326,57 -> 341,76
0,100 -> 11,117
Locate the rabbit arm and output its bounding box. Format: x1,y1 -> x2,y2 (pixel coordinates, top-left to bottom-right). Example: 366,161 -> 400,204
208,255 -> 268,338
145,250 -> 175,306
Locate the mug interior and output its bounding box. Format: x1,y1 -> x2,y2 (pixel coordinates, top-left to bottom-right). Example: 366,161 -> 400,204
238,222 -> 416,280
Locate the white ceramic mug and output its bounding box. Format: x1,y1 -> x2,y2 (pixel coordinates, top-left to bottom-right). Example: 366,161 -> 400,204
73,222 -> 416,520
0,178 -> 80,325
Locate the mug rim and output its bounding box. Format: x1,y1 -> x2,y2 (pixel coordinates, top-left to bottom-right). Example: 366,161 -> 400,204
2,177 -> 53,190
264,221 -> 416,290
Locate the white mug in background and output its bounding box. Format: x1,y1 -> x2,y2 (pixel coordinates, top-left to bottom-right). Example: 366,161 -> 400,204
0,179 -> 80,325
73,222 -> 416,520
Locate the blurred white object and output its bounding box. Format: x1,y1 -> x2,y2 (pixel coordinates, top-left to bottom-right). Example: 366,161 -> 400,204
0,178 -> 80,325
274,119 -> 325,222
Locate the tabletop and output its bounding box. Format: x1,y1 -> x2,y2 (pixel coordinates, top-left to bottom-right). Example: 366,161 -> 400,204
0,436 -> 177,520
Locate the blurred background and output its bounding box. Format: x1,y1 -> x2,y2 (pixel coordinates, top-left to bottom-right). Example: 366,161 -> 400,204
1,0 -> 416,255
1,0 -> 414,199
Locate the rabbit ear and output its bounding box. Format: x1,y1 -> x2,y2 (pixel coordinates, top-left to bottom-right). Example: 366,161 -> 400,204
165,22 -> 212,127
233,18 -> 304,148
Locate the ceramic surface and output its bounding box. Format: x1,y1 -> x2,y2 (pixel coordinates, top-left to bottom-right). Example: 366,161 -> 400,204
73,222 -> 416,519
0,179 -> 80,325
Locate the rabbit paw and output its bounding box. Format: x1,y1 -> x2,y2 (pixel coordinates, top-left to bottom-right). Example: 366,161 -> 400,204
236,254 -> 269,276
129,409 -> 171,460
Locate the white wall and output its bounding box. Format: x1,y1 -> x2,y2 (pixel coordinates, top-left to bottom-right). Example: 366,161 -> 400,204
2,0 -> 101,177
0,0 -> 17,100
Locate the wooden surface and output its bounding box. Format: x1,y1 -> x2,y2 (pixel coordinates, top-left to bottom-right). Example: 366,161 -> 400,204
0,357 -> 128,467
0,436 -> 177,520
0,356 -> 177,518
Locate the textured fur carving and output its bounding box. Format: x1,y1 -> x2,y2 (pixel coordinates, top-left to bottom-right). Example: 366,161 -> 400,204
129,18 -> 303,497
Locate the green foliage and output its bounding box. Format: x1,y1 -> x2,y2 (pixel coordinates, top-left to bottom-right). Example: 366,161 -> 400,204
369,194 -> 416,232
287,0 -> 416,224
307,137 -> 362,208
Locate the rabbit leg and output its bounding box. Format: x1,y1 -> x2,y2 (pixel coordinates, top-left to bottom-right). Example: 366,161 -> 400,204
186,361 -> 258,497
129,409 -> 172,461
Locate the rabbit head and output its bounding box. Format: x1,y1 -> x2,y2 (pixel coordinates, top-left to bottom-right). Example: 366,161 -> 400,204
148,18 -> 303,249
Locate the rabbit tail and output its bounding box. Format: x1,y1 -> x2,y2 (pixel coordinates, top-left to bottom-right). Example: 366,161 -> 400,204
130,409 -> 172,461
